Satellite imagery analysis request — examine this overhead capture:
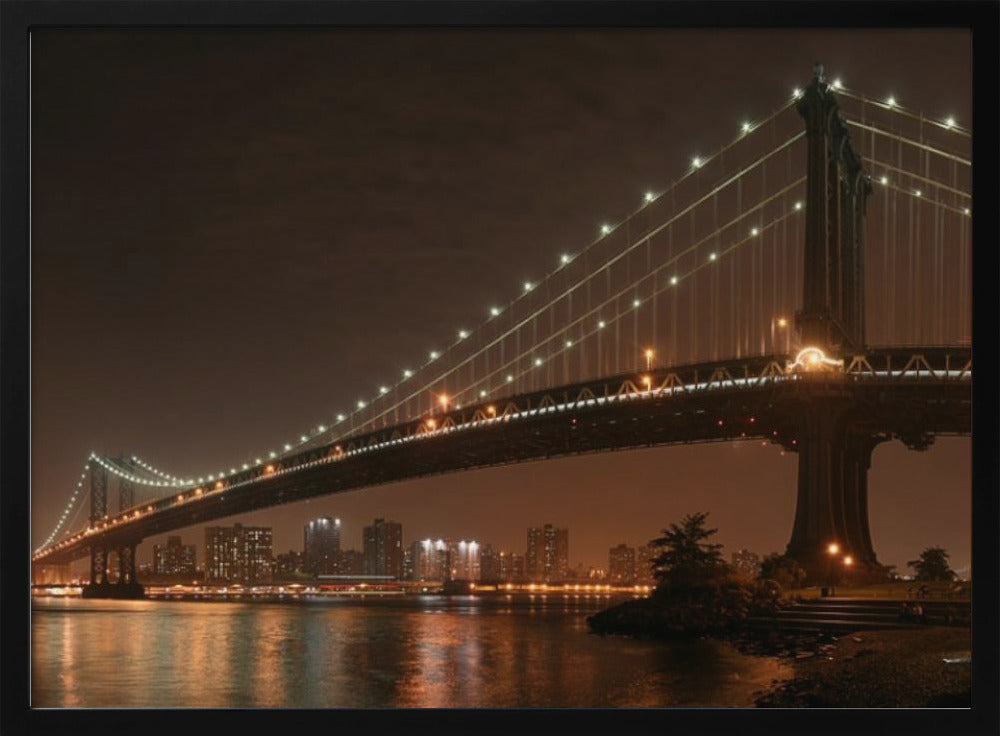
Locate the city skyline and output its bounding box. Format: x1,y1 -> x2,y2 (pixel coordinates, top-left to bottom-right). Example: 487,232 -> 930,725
30,28 -> 971,577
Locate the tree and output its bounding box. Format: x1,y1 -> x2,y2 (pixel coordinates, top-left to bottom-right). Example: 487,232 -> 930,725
758,553 -> 807,591
907,546 -> 956,582
649,511 -> 727,588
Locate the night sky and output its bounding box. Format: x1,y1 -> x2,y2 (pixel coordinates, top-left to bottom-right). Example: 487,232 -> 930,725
31,29 -> 971,575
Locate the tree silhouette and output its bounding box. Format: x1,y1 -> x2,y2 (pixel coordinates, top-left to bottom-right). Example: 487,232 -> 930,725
649,511 -> 726,587
907,546 -> 956,582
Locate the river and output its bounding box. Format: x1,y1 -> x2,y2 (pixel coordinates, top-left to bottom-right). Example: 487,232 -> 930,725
31,594 -> 792,708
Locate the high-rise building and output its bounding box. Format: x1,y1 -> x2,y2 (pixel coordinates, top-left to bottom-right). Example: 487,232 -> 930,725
204,524 -> 274,584
152,535 -> 197,577
479,544 -> 500,581
275,550 -> 303,580
362,518 -> 403,579
339,549 -> 365,576
303,517 -> 341,575
451,540 -> 481,580
526,524 -> 569,581
731,549 -> 762,581
608,543 -> 636,584
636,543 -> 657,585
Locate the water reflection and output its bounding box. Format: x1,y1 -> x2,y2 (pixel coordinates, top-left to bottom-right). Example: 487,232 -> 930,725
32,596 -> 792,708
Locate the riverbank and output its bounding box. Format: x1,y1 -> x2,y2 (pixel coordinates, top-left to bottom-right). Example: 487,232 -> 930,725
750,626 -> 971,707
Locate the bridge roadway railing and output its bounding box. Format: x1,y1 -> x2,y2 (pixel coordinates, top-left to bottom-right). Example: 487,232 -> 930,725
33,346 -> 970,565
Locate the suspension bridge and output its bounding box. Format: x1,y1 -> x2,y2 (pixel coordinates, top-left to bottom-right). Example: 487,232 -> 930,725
31,64 -> 971,596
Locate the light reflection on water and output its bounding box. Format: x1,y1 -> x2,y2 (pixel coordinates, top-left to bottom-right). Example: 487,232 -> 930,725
32,596 -> 791,708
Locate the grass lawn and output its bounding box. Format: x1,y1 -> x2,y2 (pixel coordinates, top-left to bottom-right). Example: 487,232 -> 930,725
787,580 -> 970,600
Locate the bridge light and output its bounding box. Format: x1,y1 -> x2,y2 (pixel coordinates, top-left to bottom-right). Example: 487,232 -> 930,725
831,78 -> 842,90
489,307 -> 501,317
750,227 -> 759,237
843,555 -> 854,567
487,405 -> 497,416
458,330 -> 468,340
827,543 -> 840,556
380,386 -> 389,394
534,357 -> 543,366
879,176 -> 888,185
255,458 -> 262,465
524,281 -> 534,292
403,369 -> 413,378
642,375 -> 653,388
914,189 -> 922,197
709,252 -> 717,261
598,320 -> 606,329
438,394 -> 449,409
335,415 -> 345,423
426,418 -> 437,429
945,116 -> 956,128
963,208 -> 970,216
885,96 -> 896,108
565,339 -> 572,348
242,463 -> 249,470
777,317 -> 788,328
633,298 -> 641,308
214,481 -> 223,490
792,87 -> 802,98
506,374 -> 514,382
691,156 -> 702,169
357,400 -> 366,409
429,350 -> 439,360
741,121 -> 752,134
318,425 -> 326,432
600,224 -> 612,235
265,464 -> 275,474
479,389 -> 487,398
670,276 -> 678,286
561,253 -> 572,264
794,201 -> 802,210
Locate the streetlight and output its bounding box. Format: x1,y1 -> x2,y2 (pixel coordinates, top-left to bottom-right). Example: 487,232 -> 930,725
644,348 -> 654,370
772,316 -> 789,354
826,542 -> 840,596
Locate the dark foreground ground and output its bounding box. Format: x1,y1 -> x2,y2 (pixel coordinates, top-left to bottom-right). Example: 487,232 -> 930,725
747,626 -> 972,707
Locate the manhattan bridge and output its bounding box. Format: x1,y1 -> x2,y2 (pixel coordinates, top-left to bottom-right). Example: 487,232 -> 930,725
32,65 -> 972,596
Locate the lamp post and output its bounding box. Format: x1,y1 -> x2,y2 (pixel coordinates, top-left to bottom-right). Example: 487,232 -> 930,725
826,542 -> 840,596
843,555 -> 853,590
644,348 -> 654,371
772,316 -> 789,354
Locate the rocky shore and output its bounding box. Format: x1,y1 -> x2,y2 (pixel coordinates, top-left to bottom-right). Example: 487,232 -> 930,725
746,626 -> 972,707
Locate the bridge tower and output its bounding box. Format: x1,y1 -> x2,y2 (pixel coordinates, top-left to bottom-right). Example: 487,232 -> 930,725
785,64 -> 882,580
115,457 -> 141,591
88,462 -> 109,586
795,62 -> 872,352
